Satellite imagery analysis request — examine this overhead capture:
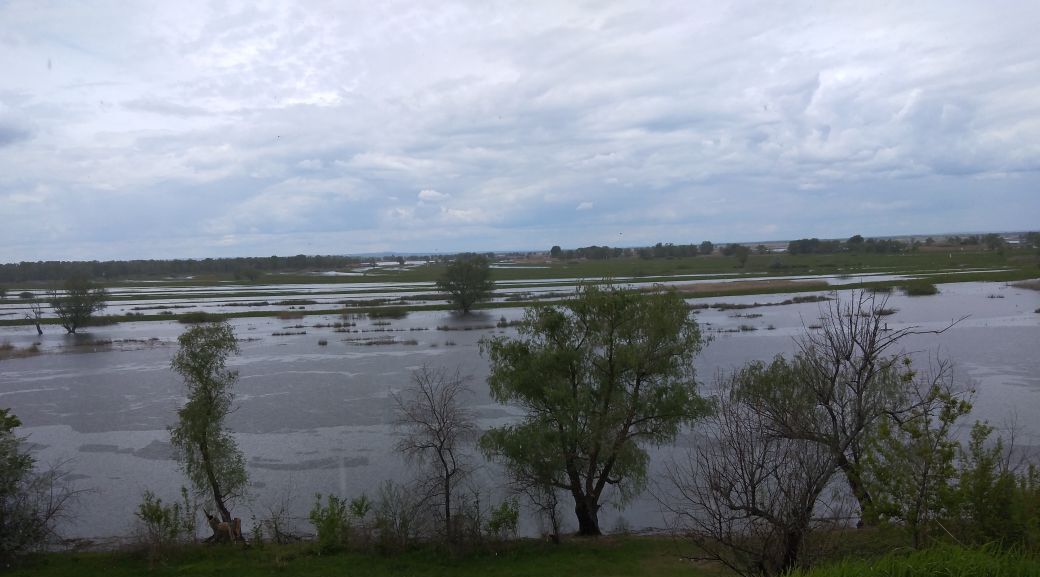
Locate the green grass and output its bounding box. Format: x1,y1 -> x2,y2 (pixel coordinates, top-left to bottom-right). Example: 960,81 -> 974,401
789,544 -> 1040,577
12,538 -> 1038,577
7,537 -> 722,577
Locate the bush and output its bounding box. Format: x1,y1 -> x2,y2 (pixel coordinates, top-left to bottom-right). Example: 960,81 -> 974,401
374,481 -> 427,552
1,409 -> 77,565
368,307 -> 409,319
309,493 -> 350,554
903,282 -> 939,296
135,489 -> 192,555
486,499 -> 519,541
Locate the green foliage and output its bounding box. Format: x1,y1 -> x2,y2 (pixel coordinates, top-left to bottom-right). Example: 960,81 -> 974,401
436,256 -> 494,314
480,284 -> 707,535
863,362 -> 972,547
49,276 -> 107,334
308,494 -> 350,554
947,422 -> 1040,547
903,281 -> 939,296
168,321 -> 247,523
0,409 -> 36,562
349,494 -> 372,521
485,499 -> 519,540
135,490 -> 191,553
1,409 -> 74,564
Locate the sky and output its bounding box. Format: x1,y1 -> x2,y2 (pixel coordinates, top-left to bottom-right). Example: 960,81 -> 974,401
1,1 -> 1038,262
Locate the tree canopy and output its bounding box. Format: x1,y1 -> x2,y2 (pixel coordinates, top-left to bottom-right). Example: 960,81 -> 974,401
49,276 -> 107,334
436,255 -> 494,314
169,321 -> 247,526
480,284 -> 708,535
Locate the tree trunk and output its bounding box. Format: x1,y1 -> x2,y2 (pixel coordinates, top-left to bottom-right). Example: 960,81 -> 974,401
199,441 -> 231,523
836,455 -> 873,523
573,495 -> 601,536
444,475 -> 452,543
778,527 -> 806,575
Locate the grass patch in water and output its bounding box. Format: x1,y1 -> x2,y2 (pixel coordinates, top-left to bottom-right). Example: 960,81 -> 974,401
903,281 -> 939,296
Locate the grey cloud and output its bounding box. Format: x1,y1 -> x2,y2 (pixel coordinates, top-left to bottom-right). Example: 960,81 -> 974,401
0,122 -> 30,147
0,1 -> 1037,261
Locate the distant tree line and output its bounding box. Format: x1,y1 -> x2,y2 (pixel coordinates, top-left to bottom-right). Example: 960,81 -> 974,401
549,241 -> 717,260
0,255 -> 369,283
787,235 -> 908,255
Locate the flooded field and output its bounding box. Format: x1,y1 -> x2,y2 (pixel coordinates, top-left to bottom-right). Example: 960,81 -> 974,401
0,280 -> 1037,540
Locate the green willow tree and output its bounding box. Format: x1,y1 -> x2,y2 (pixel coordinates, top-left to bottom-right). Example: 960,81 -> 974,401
480,284 -> 708,536
169,321 -> 247,528
49,276 -> 107,334
436,255 -> 493,314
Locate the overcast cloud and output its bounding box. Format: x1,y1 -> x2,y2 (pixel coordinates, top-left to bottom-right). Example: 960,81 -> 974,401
1,1 -> 1038,261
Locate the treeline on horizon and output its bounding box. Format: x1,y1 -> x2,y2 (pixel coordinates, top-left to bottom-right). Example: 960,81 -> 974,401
2,232 -> 1035,284
0,254 -> 412,283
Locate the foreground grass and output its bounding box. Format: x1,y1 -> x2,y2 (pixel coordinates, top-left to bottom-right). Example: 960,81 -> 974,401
11,538 -> 1040,577
790,544 -> 1040,577
8,537 -> 722,577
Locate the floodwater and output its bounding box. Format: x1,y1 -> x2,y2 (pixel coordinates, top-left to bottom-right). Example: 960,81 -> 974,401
0,280 -> 1037,540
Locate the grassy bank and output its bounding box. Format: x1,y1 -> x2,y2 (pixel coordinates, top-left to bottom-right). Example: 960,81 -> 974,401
10,537 -> 1039,577
790,544 -> 1040,577
7,537 -> 719,577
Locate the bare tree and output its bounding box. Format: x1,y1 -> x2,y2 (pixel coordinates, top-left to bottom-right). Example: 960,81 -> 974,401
739,291 -> 962,519
23,299 -> 44,336
663,371 -> 837,577
393,365 -> 476,543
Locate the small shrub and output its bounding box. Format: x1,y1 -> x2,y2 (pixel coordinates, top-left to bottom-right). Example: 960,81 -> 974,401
19,291 -> 34,300
309,493 -> 350,554
486,499 -> 519,540
903,282 -> 939,296
374,481 -> 427,553
135,490 -> 191,557
349,494 -> 374,547
368,307 -> 409,319
317,339 -> 328,346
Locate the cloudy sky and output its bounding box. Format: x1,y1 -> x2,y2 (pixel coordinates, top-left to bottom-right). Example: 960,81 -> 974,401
1,1 -> 1038,261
